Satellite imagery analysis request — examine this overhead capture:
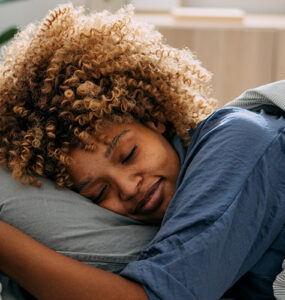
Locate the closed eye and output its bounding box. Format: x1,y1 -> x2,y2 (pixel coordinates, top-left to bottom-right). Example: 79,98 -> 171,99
93,185 -> 108,204
122,146 -> 137,164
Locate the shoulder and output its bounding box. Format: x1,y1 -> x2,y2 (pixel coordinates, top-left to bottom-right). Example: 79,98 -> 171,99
189,107 -> 284,150
176,107 -> 285,195
163,107 -> 285,231
199,107 -> 275,136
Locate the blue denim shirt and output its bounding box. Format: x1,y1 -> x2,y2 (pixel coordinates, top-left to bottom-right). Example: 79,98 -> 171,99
121,108 -> 285,300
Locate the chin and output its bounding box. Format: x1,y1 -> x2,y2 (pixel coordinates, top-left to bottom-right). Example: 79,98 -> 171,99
147,208 -> 167,225
143,217 -> 163,225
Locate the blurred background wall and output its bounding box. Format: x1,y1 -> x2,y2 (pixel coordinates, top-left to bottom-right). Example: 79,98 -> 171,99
1,0 -> 285,106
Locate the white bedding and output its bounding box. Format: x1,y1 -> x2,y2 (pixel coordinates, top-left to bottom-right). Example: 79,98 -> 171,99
274,259 -> 285,300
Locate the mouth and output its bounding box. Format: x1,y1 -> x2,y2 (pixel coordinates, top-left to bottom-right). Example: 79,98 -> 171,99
134,178 -> 164,215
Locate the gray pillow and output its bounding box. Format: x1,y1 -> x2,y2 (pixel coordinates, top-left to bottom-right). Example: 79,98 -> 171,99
0,166 -> 158,299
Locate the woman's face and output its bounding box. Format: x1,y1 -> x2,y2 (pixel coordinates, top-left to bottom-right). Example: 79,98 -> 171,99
69,122 -> 180,224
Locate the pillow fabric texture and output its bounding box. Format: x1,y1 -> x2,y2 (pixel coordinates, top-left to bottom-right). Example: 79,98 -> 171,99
0,167 -> 158,299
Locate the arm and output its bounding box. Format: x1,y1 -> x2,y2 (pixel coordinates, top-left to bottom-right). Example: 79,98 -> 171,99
0,220 -> 147,300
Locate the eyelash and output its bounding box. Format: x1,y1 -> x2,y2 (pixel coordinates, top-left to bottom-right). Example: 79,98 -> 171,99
93,185 -> 108,204
122,146 -> 137,164
93,146 -> 137,203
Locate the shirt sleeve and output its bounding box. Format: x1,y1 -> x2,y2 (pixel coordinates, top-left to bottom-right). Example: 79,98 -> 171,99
121,108 -> 285,300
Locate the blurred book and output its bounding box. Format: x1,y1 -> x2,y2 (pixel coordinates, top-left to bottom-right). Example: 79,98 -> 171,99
131,0 -> 179,12
171,7 -> 245,22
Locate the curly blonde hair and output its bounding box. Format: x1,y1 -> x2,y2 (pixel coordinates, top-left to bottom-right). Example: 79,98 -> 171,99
0,4 -> 216,188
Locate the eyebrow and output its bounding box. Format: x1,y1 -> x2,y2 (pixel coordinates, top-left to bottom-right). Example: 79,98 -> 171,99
104,129 -> 130,158
74,176 -> 93,193
75,129 -> 130,193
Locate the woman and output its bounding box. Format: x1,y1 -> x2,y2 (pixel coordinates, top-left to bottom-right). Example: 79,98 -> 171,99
0,4 -> 284,299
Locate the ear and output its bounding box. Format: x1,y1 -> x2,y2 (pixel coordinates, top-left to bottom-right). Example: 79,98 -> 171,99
146,121 -> 165,134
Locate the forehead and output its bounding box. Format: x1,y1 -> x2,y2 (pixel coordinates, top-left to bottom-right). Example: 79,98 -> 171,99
99,121 -> 141,136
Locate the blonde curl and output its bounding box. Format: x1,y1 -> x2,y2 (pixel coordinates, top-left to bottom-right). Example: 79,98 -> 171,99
0,3 -> 216,187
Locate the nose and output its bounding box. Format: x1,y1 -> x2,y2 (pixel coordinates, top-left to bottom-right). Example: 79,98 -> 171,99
115,170 -> 142,202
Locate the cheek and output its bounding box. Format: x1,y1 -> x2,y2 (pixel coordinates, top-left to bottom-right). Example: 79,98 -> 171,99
99,194 -> 122,213
143,150 -> 166,171
145,144 -> 179,177
99,194 -> 133,217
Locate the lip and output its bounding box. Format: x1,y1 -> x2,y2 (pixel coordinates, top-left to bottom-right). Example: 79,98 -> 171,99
134,178 -> 164,215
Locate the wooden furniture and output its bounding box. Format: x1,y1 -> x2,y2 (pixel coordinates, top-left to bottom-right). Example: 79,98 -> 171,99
134,13 -> 285,106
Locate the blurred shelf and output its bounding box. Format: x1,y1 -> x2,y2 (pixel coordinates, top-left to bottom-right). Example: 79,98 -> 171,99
171,7 -> 245,23
134,12 -> 285,30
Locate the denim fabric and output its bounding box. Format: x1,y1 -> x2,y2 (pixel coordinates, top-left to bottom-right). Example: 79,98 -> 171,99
121,108 -> 285,300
